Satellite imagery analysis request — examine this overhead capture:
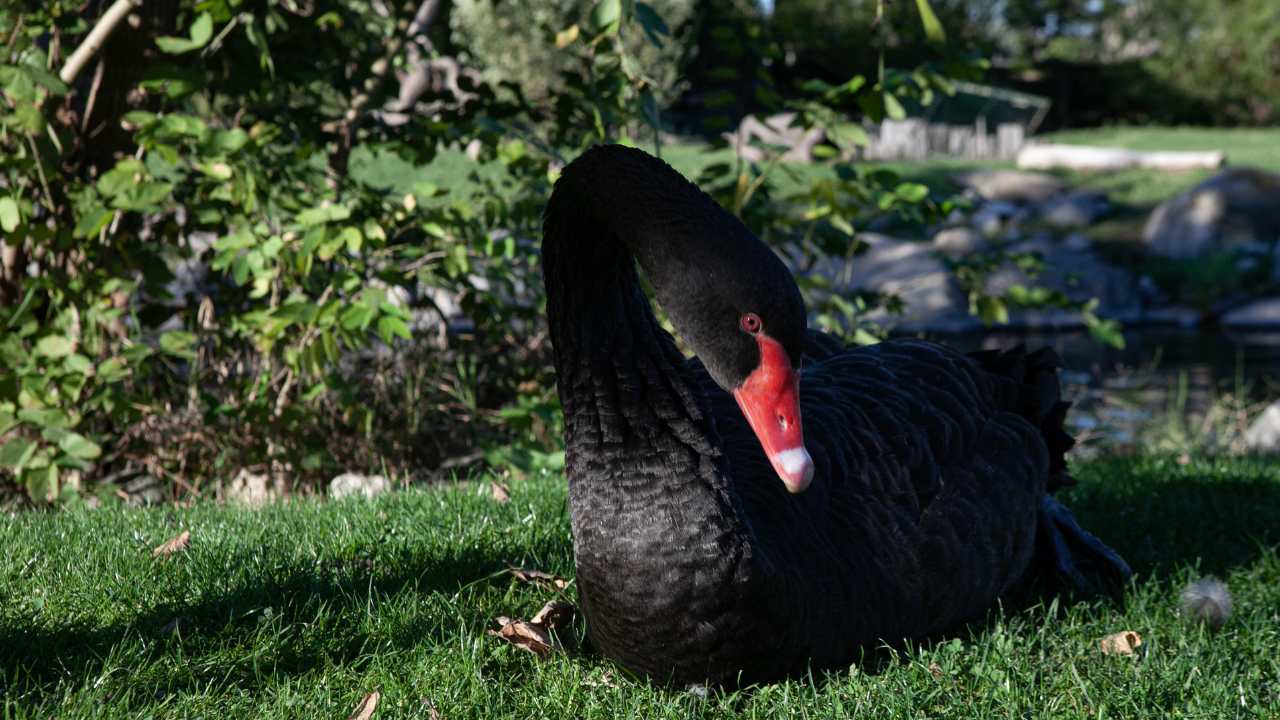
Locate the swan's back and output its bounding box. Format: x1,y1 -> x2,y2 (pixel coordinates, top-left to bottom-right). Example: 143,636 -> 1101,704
701,338 -> 1056,662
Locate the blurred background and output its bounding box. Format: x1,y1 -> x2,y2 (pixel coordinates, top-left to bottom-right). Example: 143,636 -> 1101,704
1,0 -> 1278,506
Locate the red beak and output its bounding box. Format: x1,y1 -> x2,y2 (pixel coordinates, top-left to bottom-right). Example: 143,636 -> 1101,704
732,334 -> 814,493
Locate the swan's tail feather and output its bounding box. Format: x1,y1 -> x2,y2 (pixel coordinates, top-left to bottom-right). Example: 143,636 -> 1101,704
1036,495 -> 1132,599
968,346 -> 1076,492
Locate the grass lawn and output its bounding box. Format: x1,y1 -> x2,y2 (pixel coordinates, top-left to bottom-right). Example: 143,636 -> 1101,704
2,457 -> 1278,718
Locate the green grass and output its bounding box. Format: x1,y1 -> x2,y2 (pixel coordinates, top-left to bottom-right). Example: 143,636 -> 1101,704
2,457 -> 1279,718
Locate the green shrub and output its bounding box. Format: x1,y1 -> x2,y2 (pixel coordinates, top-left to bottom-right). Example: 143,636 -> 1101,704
0,0 -> 1096,505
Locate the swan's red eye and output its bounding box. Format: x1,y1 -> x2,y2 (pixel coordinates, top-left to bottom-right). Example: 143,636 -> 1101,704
740,313 -> 762,334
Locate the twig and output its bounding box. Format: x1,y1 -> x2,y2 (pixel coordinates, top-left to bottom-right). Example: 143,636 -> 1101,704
25,134 -> 55,213
5,16 -> 24,63
59,0 -> 143,85
81,58 -> 106,133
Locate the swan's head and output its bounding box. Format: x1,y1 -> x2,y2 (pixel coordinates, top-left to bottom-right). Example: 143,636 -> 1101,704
556,144 -> 815,493
726,311 -> 814,494
631,195 -> 815,494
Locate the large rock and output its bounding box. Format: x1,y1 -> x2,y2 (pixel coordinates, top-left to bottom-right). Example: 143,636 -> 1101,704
1244,402 -> 1280,454
1039,191 -> 1110,229
985,238 -> 1142,326
807,234 -> 979,334
329,472 -> 391,500
952,169 -> 1066,204
1219,298 -> 1280,328
1144,168 -> 1280,259
932,226 -> 987,258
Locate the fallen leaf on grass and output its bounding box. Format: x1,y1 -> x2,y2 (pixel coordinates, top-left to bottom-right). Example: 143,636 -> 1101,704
531,599 -> 575,628
927,662 -> 944,680
490,481 -> 510,503
488,599 -> 576,658
1099,630 -> 1143,656
347,691 -> 379,720
506,566 -> 569,591
489,616 -> 554,657
152,530 -> 191,558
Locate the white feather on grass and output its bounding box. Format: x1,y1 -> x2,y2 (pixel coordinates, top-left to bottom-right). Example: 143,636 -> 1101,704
1179,578 -> 1232,630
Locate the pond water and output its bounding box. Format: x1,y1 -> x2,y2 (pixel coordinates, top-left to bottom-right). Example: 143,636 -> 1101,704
942,328 -> 1280,454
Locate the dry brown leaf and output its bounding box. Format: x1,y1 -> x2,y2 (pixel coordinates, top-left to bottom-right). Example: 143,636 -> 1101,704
927,662 -> 944,680
152,530 -> 191,558
488,617 -> 554,657
1099,630 -> 1143,656
347,691 -> 379,720
421,698 -> 444,719
531,599 -> 575,630
490,481 -> 511,503
507,566 -> 569,591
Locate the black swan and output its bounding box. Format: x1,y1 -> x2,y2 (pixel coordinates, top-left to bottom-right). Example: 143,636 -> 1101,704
541,145 -> 1130,685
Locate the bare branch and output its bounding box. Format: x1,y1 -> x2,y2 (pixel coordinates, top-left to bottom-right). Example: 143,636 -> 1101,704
59,0 -> 143,85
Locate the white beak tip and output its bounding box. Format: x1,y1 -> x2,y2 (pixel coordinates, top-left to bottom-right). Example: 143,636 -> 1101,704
772,447 -> 815,494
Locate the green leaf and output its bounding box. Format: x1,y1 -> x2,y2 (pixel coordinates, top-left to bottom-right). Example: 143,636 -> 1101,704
635,2 -> 669,48
590,0 -> 622,34
10,104 -> 45,134
205,128 -> 249,154
894,182 -> 929,203
36,335 -> 74,358
0,437 -> 36,469
0,197 -> 19,233
340,303 -> 377,331
883,92 -> 907,121
297,204 -> 352,228
159,331 -> 198,358
156,12 -> 214,54
376,316 -> 411,343
914,0 -> 947,44
57,432 -> 101,460
73,207 -> 113,239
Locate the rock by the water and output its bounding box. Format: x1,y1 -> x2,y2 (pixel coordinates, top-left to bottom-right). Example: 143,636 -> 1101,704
812,234 -> 979,334
1244,402 -> 1280,454
1142,306 -> 1202,328
329,472 -> 391,500
932,226 -> 987,258
1144,168 -> 1280,259
952,169 -> 1066,203
986,239 -> 1142,325
1220,298 -> 1280,328
971,200 -> 1024,238
1039,191 -> 1110,229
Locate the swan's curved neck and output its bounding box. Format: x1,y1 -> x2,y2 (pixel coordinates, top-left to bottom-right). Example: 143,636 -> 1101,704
540,163 -> 748,547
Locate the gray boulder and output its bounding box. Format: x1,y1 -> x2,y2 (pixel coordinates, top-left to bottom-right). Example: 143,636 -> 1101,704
952,169 -> 1066,204
329,472 -> 392,500
1039,191 -> 1110,229
809,234 -> 979,334
1220,298 -> 1280,328
971,200 -> 1025,238
1144,168 -> 1280,259
986,239 -> 1142,326
932,226 -> 987,258
1244,402 -> 1280,454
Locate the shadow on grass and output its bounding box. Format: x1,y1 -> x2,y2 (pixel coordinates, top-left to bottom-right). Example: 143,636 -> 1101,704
1063,456 -> 1280,579
0,533 -> 574,705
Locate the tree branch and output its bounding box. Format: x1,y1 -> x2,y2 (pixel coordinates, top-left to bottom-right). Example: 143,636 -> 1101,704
59,0 -> 143,85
